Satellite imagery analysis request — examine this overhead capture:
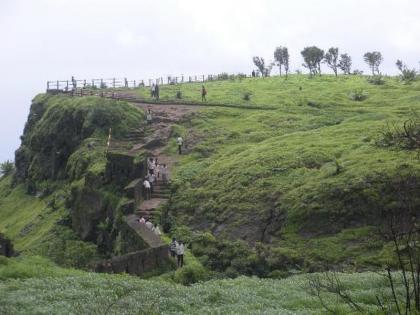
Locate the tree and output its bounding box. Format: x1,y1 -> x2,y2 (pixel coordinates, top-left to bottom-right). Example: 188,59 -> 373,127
0,160 -> 14,177
364,51 -> 383,75
338,53 -> 352,75
301,46 -> 324,76
252,57 -> 273,77
273,46 -> 290,78
324,47 -> 339,77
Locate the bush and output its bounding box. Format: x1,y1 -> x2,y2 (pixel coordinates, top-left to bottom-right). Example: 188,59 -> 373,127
377,114 -> 420,150
348,89 -> 368,101
242,92 -> 252,101
173,263 -> 209,285
0,160 -> 14,177
217,73 -> 229,80
176,91 -> 182,99
367,75 -> 385,85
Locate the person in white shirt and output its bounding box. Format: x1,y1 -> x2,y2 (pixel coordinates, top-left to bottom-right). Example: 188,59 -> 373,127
177,136 -> 183,155
139,217 -> 146,224
145,219 -> 154,230
176,241 -> 185,268
143,179 -> 151,200
161,164 -> 169,183
146,109 -> 152,124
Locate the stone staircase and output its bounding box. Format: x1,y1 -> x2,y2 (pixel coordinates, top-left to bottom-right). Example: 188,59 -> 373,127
136,179 -> 171,219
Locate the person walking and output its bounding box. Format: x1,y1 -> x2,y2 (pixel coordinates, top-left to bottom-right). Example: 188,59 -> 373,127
177,136 -> 183,155
201,85 -> 207,102
169,238 -> 178,258
176,241 -> 185,268
153,224 -> 161,236
161,164 -> 169,183
148,157 -> 155,175
143,179 -> 151,200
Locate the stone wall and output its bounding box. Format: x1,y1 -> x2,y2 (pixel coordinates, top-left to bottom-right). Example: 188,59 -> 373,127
94,245 -> 170,276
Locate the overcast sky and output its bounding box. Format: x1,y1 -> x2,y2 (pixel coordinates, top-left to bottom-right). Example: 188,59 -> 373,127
1,0 -> 419,161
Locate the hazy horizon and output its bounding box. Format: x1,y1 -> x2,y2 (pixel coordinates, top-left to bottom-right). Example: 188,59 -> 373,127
1,0 -> 419,161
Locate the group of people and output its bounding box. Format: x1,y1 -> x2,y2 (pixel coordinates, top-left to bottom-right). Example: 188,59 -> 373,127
137,216 -> 161,236
150,83 -> 160,99
143,157 -> 169,200
169,237 -> 185,268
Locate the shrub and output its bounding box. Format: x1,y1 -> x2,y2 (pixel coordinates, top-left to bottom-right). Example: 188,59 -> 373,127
242,92 -> 252,101
348,89 -> 368,101
176,91 -> 182,99
0,160 -> 14,177
217,73 -> 229,80
173,264 -> 209,285
377,114 -> 420,150
367,75 -> 385,85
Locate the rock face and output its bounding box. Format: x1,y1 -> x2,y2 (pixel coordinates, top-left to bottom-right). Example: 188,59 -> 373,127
0,234 -> 14,257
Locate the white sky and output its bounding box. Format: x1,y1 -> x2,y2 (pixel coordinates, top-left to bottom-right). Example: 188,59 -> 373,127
1,0 -> 419,161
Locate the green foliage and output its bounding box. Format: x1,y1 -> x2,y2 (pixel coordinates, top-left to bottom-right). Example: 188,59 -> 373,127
15,95 -> 144,182
301,46 -> 324,76
173,263 -> 209,285
367,74 -> 385,85
0,160 -> 14,177
338,53 -> 352,74
364,51 -> 383,75
0,263 -> 411,314
348,89 -> 368,101
377,113 -> 420,150
396,59 -> 417,83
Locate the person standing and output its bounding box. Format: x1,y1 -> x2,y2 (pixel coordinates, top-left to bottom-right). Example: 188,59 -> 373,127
169,238 -> 178,258
176,241 -> 185,268
151,83 -> 155,98
201,85 -> 207,102
146,109 -> 152,124
155,83 -> 160,100
143,179 -> 151,200
176,136 -> 183,155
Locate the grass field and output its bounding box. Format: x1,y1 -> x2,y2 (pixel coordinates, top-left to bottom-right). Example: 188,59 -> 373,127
0,255 -> 404,315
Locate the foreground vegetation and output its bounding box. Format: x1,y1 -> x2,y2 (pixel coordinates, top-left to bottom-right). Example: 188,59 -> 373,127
0,255 -> 409,315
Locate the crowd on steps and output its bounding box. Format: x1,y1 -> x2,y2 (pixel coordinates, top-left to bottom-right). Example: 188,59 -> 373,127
143,157 -> 170,200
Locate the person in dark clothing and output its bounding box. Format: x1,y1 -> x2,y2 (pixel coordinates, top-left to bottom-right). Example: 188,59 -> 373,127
176,241 -> 185,268
252,70 -> 255,77
201,85 -> 207,102
155,84 -> 160,100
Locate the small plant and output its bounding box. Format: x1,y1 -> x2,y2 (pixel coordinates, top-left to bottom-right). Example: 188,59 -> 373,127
176,91 -> 182,99
396,60 -> 417,83
0,160 -> 14,177
242,92 -> 252,101
377,113 -> 420,150
368,74 -> 385,85
348,89 -> 368,101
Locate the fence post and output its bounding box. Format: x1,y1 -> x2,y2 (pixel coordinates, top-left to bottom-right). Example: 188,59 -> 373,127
83,80 -> 86,88
148,79 -> 152,86
195,75 -> 197,81
133,80 -> 136,88
189,76 -> 192,83
92,79 -> 95,88
56,80 -> 59,90
66,80 -> 69,91
202,75 -> 205,82
167,76 -> 170,84
47,81 -> 49,90
181,76 -> 184,83
112,78 -> 115,88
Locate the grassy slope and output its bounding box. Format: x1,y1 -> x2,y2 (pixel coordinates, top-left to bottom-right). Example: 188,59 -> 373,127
0,176 -> 61,252
138,75 -> 420,268
0,256 -> 401,315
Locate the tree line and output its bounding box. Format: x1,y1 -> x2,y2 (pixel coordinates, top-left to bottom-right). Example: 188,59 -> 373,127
253,46 -> 418,80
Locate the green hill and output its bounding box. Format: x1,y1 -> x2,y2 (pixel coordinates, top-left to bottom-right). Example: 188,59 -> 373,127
0,74 -> 419,314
